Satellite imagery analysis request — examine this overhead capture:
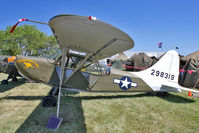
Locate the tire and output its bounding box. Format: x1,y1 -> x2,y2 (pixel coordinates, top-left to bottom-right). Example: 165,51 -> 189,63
42,96 -> 56,107
1,80 -> 8,84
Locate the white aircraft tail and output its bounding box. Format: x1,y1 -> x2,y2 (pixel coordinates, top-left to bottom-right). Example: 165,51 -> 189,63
131,50 -> 199,93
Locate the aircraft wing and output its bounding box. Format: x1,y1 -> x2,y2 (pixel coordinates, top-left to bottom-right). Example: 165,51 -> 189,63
49,14 -> 134,60
10,14 -> 134,60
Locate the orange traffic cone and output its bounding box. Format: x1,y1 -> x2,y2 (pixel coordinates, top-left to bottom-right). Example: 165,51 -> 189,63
188,91 -> 192,96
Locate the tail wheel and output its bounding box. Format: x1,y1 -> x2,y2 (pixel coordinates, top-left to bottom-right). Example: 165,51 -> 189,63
157,92 -> 168,97
42,96 -> 56,107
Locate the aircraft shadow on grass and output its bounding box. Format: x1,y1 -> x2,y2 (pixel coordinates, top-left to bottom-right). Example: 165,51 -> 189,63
0,78 -> 27,93
3,92 -> 195,103
158,93 -> 196,103
12,91 -> 87,133
64,93 -> 195,104
2,92 -> 195,132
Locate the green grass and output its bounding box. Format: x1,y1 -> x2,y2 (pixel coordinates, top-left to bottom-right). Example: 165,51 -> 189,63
0,73 -> 199,133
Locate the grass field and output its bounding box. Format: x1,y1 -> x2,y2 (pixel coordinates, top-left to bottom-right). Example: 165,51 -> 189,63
0,73 -> 199,133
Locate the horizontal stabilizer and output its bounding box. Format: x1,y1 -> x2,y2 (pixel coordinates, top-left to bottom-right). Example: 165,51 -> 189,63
162,83 -> 199,93
178,86 -> 199,93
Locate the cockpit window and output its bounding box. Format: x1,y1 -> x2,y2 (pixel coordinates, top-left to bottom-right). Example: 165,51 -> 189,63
47,51 -> 110,76
47,50 -> 62,60
84,60 -> 109,75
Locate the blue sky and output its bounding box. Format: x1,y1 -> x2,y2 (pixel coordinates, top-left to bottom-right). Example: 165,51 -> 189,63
1,0 -> 198,56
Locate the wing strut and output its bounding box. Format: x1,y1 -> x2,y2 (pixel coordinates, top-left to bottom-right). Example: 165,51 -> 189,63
63,52 -> 93,84
63,38 -> 117,84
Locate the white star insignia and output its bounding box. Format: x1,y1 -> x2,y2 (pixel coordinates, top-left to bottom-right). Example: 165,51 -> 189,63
113,77 -> 138,90
121,77 -> 131,88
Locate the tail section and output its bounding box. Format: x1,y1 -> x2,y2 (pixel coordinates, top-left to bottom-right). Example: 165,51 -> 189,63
131,50 -> 199,93
131,50 -> 181,92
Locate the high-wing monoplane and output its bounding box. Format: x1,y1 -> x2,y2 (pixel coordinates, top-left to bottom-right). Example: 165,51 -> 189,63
10,14 -> 199,129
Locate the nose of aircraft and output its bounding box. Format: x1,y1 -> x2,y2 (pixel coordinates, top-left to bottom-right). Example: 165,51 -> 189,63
15,55 -> 55,83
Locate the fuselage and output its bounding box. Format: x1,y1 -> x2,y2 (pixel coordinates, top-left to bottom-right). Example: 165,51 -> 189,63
15,55 -> 153,92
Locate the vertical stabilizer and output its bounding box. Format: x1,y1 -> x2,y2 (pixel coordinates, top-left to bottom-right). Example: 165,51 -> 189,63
130,50 -> 180,91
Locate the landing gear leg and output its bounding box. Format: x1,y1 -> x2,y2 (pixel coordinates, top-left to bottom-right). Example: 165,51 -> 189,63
12,77 -> 18,82
11,75 -> 18,82
49,86 -> 59,96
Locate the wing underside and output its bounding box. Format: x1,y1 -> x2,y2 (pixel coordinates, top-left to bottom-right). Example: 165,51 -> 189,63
49,14 -> 134,60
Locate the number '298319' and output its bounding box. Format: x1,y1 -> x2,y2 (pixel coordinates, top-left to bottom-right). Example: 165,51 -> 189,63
151,69 -> 174,80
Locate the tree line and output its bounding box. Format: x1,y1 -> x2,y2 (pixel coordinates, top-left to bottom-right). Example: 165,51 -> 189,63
0,25 -> 59,57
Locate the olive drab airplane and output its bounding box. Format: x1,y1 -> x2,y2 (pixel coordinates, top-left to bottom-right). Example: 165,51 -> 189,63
11,14 -> 199,129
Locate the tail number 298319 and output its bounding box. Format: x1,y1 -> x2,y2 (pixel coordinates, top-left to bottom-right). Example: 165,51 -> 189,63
151,69 -> 174,80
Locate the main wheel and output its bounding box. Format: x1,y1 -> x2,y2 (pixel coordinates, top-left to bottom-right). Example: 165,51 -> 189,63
42,96 -> 56,107
1,80 -> 8,84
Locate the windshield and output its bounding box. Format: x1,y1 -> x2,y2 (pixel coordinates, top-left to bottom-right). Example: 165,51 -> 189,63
47,50 -> 110,75
47,50 -> 62,59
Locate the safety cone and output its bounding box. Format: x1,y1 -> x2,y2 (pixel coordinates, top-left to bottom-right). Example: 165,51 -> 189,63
188,91 -> 192,96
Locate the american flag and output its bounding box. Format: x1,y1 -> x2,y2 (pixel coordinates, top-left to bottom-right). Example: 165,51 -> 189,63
157,42 -> 162,48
